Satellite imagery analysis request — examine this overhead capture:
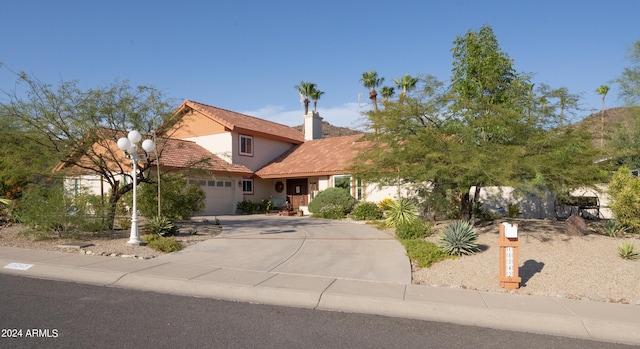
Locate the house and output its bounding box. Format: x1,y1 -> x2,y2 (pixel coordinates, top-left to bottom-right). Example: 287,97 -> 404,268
64,100 -> 400,216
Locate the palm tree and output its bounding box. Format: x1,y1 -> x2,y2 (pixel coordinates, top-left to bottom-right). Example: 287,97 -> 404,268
360,71 -> 384,112
596,85 -> 610,147
393,74 -> 418,98
380,86 -> 395,104
310,87 -> 325,112
295,81 -> 316,114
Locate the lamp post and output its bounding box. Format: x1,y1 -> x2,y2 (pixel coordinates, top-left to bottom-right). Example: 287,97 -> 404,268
117,130 -> 156,246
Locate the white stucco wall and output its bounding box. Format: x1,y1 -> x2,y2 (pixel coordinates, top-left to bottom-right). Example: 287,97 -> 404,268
231,133 -> 296,171
181,133 -> 233,163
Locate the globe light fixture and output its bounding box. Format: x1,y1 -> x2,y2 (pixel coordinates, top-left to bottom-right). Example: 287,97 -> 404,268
117,130 -> 156,245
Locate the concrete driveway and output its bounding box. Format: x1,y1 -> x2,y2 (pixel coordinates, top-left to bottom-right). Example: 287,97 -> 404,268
157,215 -> 412,284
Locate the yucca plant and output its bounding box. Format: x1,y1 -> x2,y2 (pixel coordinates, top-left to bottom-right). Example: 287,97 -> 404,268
145,216 -> 180,237
439,220 -> 479,256
604,220 -> 626,238
618,242 -> 638,260
384,199 -> 418,227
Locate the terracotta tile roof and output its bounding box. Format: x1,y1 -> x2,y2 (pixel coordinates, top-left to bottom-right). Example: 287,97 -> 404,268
160,138 -> 253,175
179,100 -> 305,144
255,134 -> 367,178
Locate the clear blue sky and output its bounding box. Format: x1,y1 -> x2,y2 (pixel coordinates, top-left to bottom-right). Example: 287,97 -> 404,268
2,0 -> 638,128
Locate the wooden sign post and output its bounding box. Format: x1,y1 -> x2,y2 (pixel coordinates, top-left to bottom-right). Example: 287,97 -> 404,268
498,222 -> 521,290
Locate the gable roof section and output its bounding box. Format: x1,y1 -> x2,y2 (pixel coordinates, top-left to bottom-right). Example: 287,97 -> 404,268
255,134 -> 366,178
160,138 -> 253,175
176,100 -> 305,144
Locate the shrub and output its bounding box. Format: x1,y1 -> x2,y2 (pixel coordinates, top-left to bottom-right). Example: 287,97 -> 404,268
142,234 -> 183,253
351,201 -> 383,221
396,220 -> 432,240
506,203 -> 521,218
377,198 -> 394,211
129,173 -> 205,221
608,167 -> 640,233
145,216 -> 180,237
384,199 -> 417,227
236,199 -> 259,214
618,242 -> 638,260
308,188 -> 355,218
439,220 -> 479,256
315,204 -> 346,219
399,239 -> 449,268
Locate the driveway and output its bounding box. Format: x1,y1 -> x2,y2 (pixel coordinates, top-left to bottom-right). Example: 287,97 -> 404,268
157,215 -> 412,284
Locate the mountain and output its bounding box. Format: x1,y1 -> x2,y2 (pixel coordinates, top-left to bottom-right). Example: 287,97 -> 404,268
293,121 -> 362,138
574,106 -> 640,147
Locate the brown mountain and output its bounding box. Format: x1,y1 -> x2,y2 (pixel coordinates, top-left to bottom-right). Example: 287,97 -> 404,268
293,121 -> 362,138
574,106 -> 640,147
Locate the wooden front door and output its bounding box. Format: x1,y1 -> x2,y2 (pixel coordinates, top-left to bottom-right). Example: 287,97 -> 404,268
287,179 -> 308,208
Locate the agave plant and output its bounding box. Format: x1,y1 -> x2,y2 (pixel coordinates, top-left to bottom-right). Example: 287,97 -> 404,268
618,242 -> 638,260
604,219 -> 626,238
384,199 -> 418,227
439,220 -> 479,256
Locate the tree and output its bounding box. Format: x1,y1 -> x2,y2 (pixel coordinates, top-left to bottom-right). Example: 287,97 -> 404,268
608,166 -> 640,233
380,86 -> 395,104
295,81 -> 316,115
616,40 -> 640,106
310,87 -> 325,112
596,85 -> 610,147
0,71 -> 181,229
360,71 -> 384,112
352,25 -> 605,222
393,74 -> 419,99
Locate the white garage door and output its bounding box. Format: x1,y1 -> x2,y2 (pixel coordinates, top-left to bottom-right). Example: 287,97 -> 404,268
194,179 -> 235,216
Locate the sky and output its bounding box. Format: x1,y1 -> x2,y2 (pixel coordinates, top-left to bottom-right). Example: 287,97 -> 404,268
1,0 -> 639,129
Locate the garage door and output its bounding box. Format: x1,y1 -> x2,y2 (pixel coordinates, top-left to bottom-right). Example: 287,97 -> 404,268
193,179 -> 235,216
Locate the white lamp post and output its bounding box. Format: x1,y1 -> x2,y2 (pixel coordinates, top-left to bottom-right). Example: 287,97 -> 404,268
117,130 -> 156,245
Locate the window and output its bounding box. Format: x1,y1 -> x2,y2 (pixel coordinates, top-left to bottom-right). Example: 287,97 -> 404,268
208,180 -> 215,186
239,135 -> 253,156
224,181 -> 232,187
216,181 -> 224,187
242,179 -> 253,194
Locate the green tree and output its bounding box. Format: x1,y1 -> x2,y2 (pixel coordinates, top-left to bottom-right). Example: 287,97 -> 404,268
295,81 -> 316,114
616,40 -> 640,106
360,71 -> 384,112
0,71 -> 182,229
608,166 -> 640,233
380,86 -> 395,104
596,85 -> 610,147
310,87 -> 325,112
393,74 -> 419,99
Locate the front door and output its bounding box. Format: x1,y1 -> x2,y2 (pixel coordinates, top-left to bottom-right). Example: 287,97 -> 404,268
287,178 -> 308,208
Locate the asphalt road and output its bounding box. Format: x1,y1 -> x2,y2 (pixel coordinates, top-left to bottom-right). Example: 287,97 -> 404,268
0,274 -> 634,349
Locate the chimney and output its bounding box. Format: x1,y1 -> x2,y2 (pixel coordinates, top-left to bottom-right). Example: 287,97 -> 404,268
304,111 -> 323,140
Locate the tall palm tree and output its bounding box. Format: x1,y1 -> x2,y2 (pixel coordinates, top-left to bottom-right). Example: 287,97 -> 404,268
393,74 -> 418,98
295,81 -> 316,114
360,71 -> 384,112
380,86 -> 395,104
310,87 -> 325,112
596,85 -> 610,147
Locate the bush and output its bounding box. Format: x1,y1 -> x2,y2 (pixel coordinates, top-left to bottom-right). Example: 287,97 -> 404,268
399,239 -> 449,268
315,204 -> 346,219
608,167 -> 640,233
351,202 -> 383,221
439,220 -> 479,256
308,188 -> 355,219
396,220 -> 432,240
236,199 -> 259,214
145,216 -> 180,237
384,199 -> 418,227
603,219 -> 626,238
129,173 -> 205,221
142,234 -> 183,253
618,242 -> 638,260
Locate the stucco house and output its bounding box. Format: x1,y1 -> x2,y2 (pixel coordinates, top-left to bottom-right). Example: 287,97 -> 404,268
66,100 -> 399,216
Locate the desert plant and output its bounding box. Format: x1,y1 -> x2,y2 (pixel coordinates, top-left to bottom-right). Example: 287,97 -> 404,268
608,167 -> 640,233
395,220 -> 432,240
399,239 -> 449,268
128,173 -> 205,221
507,203 -> 521,218
604,219 -> 626,238
377,198 -> 394,211
618,242 -> 638,260
384,199 -> 418,227
315,204 -> 346,219
236,199 -> 259,214
351,201 -> 384,221
439,220 -> 479,256
145,216 -> 180,237
308,187 -> 355,218
142,234 -> 183,253
188,228 -> 198,235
